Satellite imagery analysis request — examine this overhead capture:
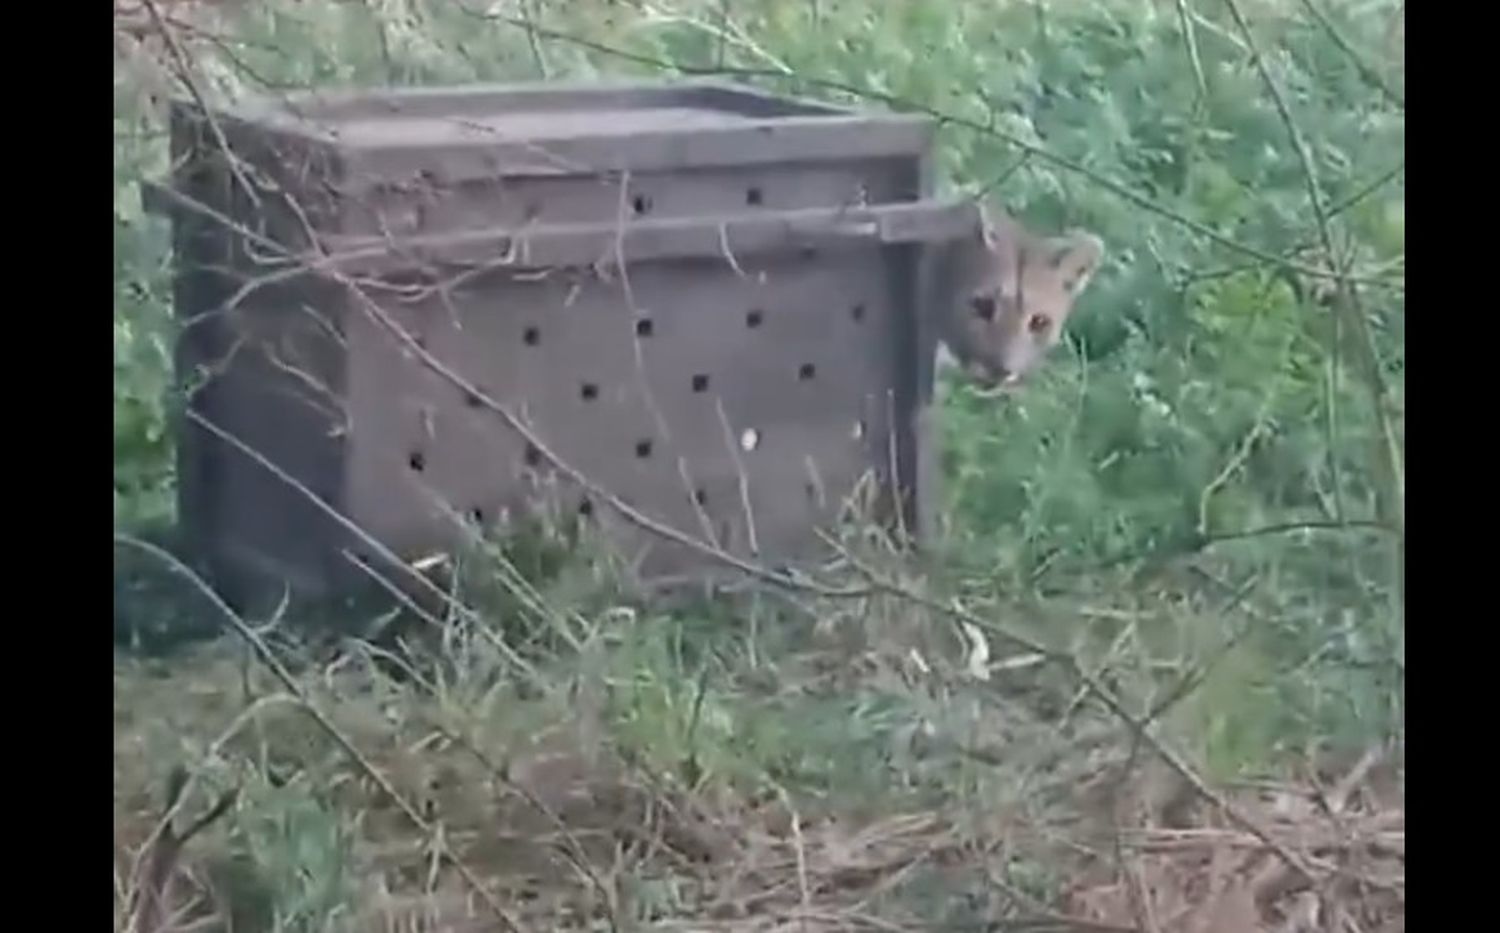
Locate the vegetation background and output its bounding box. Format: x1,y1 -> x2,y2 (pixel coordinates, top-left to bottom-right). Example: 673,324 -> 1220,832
114,1 -> 1404,930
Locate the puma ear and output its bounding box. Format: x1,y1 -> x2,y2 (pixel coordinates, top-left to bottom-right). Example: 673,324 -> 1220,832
976,221 -> 996,248
1047,231 -> 1104,295
975,200 -> 999,247
977,202 -> 1024,258
975,198 -> 1019,248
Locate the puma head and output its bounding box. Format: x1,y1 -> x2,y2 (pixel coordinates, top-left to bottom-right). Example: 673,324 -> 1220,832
940,206 -> 1104,389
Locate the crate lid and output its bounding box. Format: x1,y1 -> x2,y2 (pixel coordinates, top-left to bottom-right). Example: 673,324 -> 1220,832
186,80 -> 933,187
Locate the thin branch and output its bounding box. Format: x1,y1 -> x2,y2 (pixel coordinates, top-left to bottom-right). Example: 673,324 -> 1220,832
1183,158 -> 1404,285
139,0 -> 262,211
828,539 -> 1325,885
1222,0 -> 1404,578
113,534 -> 528,932
457,3 -> 1399,292
1173,0 -> 1209,105
826,535 -> 1407,895
1297,0 -> 1405,110
519,0 -> 551,78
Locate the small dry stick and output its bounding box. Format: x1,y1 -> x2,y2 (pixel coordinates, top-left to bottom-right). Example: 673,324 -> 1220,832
822,534 -> 1354,892
114,534 -> 529,933
454,3 -> 1400,291
126,766 -> 237,933
716,397 -> 761,556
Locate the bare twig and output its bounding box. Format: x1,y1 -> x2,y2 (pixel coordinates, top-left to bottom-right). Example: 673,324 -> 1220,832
519,0 -> 551,77
126,766 -> 237,933
1221,0 -> 1404,601
823,535 -> 1354,892
139,0 -> 262,211
716,397 -> 761,556
459,3 -> 1401,292
1173,0 -> 1208,105
1297,0 -> 1405,110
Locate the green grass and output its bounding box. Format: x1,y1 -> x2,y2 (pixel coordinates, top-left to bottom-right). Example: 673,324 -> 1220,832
114,1 -> 1403,928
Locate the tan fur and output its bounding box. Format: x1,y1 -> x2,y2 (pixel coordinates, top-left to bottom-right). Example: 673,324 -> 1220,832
933,202 -> 1104,389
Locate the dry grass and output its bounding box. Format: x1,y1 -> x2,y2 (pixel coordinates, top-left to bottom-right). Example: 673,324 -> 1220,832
1064,748 -> 1403,933
114,617 -> 1403,932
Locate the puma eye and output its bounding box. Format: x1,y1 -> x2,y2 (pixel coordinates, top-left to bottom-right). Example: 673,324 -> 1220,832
971,295 -> 997,321
1027,313 -> 1051,335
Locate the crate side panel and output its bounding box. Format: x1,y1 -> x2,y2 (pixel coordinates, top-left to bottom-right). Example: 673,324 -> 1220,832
170,106 -> 237,558
337,242 -> 903,578
594,248 -> 902,574
340,293 -> 501,558
184,285 -> 351,596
